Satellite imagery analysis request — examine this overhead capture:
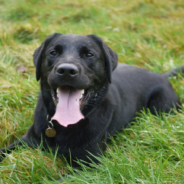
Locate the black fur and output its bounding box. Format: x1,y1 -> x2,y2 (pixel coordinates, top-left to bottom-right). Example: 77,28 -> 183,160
1,33 -> 184,172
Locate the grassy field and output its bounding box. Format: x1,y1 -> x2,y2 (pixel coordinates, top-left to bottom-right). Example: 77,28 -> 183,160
0,0 -> 184,183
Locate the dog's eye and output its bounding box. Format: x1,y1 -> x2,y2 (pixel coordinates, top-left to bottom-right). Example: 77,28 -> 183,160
50,51 -> 57,57
85,53 -> 93,58
80,46 -> 94,58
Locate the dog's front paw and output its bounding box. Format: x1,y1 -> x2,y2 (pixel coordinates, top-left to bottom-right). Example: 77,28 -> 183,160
57,178 -> 63,182
0,148 -> 6,162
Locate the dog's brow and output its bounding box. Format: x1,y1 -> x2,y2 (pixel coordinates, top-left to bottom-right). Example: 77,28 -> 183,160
54,45 -> 63,50
79,45 -> 89,50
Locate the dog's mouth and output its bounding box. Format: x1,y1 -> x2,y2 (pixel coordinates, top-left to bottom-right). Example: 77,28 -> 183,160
51,87 -> 91,108
50,86 -> 92,127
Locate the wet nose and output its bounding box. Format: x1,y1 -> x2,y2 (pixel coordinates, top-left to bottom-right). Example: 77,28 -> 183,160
57,64 -> 79,78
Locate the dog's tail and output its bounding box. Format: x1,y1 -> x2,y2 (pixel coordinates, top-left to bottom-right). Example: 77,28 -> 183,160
163,65 -> 184,78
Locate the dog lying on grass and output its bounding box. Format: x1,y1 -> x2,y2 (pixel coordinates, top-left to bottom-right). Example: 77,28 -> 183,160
0,33 -> 184,173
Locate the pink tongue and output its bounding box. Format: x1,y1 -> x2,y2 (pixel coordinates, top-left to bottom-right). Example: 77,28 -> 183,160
51,88 -> 84,127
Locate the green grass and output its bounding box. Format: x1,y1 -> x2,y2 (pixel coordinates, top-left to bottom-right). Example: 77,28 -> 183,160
0,0 -> 184,183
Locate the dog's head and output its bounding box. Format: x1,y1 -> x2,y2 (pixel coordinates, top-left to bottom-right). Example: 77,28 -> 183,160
33,33 -> 118,127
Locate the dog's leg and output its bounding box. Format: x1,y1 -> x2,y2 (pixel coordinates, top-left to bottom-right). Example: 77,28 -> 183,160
145,86 -> 180,114
0,124 -> 43,162
0,138 -> 24,162
57,177 -> 63,182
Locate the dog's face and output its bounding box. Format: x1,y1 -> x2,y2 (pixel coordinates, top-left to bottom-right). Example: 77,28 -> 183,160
33,33 -> 118,127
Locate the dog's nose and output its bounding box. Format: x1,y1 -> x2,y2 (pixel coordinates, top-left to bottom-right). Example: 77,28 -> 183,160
57,64 -> 79,77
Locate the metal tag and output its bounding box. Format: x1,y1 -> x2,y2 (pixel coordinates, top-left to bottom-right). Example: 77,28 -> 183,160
45,115 -> 56,137
45,127 -> 56,137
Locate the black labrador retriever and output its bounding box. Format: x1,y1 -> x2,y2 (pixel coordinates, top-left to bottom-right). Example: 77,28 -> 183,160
0,33 -> 184,168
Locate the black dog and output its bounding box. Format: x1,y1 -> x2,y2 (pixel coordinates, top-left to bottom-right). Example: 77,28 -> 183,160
0,33 -> 184,168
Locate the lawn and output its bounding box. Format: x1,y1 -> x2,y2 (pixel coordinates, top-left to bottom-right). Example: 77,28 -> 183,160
0,0 -> 184,183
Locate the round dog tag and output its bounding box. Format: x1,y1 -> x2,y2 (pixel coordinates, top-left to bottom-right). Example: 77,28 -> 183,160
45,127 -> 56,137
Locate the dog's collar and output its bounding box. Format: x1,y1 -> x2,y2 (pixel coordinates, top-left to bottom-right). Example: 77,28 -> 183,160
45,115 -> 109,144
45,115 -> 56,137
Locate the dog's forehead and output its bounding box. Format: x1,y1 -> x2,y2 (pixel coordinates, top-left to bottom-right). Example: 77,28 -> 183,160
52,34 -> 97,48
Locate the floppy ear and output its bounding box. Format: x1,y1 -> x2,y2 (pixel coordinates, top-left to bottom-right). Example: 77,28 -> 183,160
87,35 -> 118,83
33,33 -> 61,81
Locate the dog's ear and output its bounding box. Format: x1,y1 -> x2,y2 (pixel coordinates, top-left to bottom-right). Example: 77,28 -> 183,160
87,35 -> 118,83
33,33 -> 61,81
